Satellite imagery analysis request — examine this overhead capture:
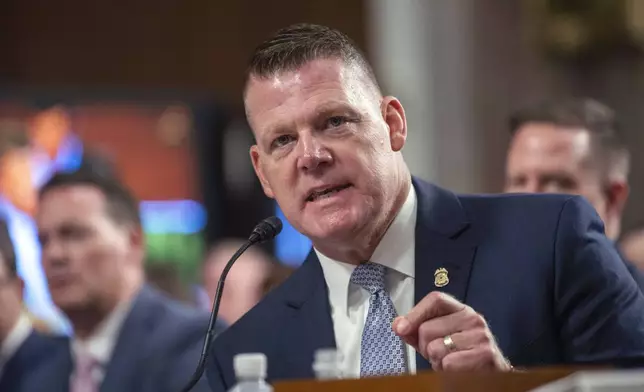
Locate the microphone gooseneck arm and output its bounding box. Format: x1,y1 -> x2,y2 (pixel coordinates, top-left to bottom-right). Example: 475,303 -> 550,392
180,240 -> 252,392
180,216 -> 282,392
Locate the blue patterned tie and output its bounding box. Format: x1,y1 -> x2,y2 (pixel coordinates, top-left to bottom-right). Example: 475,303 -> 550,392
351,262 -> 408,377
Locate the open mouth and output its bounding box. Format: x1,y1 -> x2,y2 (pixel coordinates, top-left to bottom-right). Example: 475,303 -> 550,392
306,184 -> 352,202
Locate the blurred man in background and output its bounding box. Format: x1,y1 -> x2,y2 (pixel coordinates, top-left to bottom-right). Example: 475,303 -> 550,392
202,240 -> 293,325
504,98 -> 644,289
0,218 -> 62,391
31,170 -> 222,392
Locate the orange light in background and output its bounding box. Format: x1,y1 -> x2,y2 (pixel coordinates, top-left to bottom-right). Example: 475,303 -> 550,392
29,106 -> 70,160
0,148 -> 37,216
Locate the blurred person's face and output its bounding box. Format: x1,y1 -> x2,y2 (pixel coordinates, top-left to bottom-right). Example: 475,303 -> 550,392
505,123 -> 628,240
203,251 -> 269,325
37,185 -> 142,314
0,254 -> 24,339
245,58 -> 408,254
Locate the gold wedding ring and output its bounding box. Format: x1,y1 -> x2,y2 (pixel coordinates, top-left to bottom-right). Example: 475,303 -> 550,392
443,335 -> 456,352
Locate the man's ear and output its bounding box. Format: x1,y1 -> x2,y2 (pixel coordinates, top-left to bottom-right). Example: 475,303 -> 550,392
606,180 -> 629,214
605,179 -> 629,239
127,224 -> 146,266
250,145 -> 275,198
380,96 -> 407,152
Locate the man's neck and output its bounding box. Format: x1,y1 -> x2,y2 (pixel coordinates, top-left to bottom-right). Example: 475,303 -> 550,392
69,310 -> 107,341
69,280 -> 142,340
314,174 -> 412,264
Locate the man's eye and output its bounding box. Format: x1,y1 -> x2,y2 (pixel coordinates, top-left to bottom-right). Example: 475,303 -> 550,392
326,116 -> 347,128
272,135 -> 294,149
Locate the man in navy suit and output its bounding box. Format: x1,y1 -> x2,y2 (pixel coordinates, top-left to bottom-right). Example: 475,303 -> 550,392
504,98 -> 644,290
20,170 -> 224,392
206,23 -> 644,389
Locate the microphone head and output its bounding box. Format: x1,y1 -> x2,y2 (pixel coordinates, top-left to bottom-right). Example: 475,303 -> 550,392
249,216 -> 283,243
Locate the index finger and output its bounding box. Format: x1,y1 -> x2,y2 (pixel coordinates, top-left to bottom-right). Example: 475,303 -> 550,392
394,291 -> 465,337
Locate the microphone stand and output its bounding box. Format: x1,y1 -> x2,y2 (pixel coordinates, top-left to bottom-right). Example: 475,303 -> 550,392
179,216 -> 281,392
180,240 -> 253,392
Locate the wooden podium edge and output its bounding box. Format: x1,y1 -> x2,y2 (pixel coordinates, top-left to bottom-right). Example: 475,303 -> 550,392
274,367 -> 592,392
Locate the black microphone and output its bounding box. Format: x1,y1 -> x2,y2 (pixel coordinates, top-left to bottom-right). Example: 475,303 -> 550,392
180,216 -> 283,392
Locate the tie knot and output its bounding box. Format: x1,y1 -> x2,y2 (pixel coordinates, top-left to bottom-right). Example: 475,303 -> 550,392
351,262 -> 387,294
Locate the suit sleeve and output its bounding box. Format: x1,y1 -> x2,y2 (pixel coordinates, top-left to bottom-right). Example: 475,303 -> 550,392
554,196 -> 644,364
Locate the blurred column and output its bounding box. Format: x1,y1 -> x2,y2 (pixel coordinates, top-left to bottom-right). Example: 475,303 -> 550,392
367,0 -> 481,193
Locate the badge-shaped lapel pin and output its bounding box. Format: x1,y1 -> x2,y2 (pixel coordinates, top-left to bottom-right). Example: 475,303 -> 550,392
434,268 -> 449,288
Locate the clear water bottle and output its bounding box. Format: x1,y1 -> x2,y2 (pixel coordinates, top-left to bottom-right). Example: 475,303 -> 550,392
312,348 -> 343,380
228,353 -> 273,392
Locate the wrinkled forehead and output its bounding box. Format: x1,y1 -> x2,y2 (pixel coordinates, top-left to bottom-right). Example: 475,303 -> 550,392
244,58 -> 377,133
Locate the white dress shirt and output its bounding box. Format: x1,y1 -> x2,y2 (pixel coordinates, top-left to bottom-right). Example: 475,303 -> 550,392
70,298 -> 133,384
0,313 -> 33,377
317,186 -> 418,378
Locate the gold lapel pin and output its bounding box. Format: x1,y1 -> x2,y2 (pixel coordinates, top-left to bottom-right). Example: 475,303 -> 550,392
434,268 -> 449,288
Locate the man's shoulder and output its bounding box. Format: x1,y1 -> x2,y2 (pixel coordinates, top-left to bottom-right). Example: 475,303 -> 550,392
4,330 -> 69,378
134,286 -> 220,346
456,190 -> 594,227
412,178 -> 602,247
26,329 -> 68,348
457,191 -> 579,212
413,177 -> 585,220
15,330 -> 67,359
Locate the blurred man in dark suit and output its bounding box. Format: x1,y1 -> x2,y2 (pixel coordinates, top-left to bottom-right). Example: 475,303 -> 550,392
0,218 -> 62,391
504,98 -> 644,290
27,170 -> 224,392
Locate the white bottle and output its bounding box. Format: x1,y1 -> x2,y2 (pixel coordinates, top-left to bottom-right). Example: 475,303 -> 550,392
229,353 -> 273,392
312,348 -> 343,380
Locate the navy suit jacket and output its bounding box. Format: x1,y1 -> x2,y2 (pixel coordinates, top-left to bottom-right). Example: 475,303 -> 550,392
207,178 -> 644,391
0,330 -> 63,392
12,285 -> 224,392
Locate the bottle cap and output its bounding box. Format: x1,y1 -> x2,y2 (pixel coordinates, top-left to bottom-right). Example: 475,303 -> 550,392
234,353 -> 267,379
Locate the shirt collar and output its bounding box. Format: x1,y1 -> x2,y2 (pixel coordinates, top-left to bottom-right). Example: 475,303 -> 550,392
71,296 -> 135,365
317,185 -> 417,314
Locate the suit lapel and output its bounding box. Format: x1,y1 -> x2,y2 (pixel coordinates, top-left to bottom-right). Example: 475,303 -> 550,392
3,333 -> 71,392
276,251 -> 336,380
412,178 -> 478,371
33,338 -> 73,392
100,287 -> 157,392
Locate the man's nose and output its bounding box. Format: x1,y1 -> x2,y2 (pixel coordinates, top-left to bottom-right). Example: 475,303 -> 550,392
42,240 -> 68,267
296,133 -> 332,172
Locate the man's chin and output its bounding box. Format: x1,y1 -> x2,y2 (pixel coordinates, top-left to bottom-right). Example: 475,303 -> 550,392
53,296 -> 91,314
305,218 -> 359,244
